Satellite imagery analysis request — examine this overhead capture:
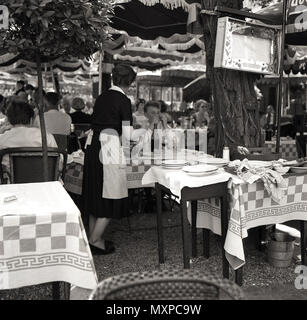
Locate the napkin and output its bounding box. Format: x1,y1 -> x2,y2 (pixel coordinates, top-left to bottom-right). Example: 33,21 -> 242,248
232,159 -> 289,204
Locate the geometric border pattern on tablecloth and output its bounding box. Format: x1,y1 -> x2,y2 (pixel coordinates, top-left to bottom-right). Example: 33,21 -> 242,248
0,252 -> 93,272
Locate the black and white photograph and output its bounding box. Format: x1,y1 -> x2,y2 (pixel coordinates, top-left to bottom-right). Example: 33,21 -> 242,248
0,0 -> 307,305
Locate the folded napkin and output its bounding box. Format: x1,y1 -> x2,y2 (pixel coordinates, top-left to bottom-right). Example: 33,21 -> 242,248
231,159 -> 289,204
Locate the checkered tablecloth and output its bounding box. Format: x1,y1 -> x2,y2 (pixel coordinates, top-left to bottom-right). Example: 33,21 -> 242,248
64,161 -> 155,195
194,174 -> 307,270
265,140 -> 298,160
0,182 -> 98,290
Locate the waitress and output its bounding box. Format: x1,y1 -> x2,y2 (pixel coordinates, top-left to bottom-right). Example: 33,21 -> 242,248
83,65 -> 147,255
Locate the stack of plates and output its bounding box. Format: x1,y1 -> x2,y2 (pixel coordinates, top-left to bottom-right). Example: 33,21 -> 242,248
162,160 -> 188,170
182,165 -> 219,177
200,158 -> 229,167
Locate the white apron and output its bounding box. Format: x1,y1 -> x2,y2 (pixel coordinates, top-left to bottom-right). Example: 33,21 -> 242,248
99,132 -> 128,200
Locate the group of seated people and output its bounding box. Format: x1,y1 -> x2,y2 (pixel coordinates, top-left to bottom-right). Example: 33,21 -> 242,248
0,81 -> 94,180
132,99 -> 173,130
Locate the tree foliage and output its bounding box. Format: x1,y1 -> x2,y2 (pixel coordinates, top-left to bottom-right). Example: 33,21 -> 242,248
0,0 -> 114,60
0,0 -> 113,181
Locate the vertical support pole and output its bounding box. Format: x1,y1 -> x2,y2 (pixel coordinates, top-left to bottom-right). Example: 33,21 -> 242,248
301,221 -> 307,266
276,0 -> 289,154
98,51 -> 103,96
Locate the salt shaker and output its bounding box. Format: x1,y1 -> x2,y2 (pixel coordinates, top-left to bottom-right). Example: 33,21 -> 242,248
223,146 -> 230,161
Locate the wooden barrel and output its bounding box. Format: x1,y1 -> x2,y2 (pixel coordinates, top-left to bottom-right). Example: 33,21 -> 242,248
267,233 -> 295,268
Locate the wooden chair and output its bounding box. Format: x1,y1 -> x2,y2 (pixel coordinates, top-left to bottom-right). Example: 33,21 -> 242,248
0,147 -> 65,184
89,269 -> 245,300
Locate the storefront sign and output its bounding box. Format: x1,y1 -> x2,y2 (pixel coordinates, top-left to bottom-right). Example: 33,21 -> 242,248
289,0 -> 307,33
214,17 -> 281,75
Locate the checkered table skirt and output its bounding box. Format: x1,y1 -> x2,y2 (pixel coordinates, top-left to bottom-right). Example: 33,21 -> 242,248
193,174 -> 307,270
0,183 -> 97,290
265,140 -> 298,160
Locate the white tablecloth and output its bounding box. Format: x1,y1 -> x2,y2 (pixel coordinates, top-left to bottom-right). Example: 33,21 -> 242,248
0,182 -> 98,290
142,167 -> 232,200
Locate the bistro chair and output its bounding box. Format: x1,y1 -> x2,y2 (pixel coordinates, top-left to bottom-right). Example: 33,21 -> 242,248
89,269 -> 245,300
74,123 -> 91,151
53,134 -> 68,179
53,134 -> 68,153
0,147 -> 65,184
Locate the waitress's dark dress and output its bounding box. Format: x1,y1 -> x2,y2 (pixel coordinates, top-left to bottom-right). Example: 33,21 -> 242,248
82,89 -> 132,219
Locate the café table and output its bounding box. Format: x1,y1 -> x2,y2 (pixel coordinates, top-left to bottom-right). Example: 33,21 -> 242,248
0,181 -> 98,299
190,172 -> 307,285
142,166 -> 235,280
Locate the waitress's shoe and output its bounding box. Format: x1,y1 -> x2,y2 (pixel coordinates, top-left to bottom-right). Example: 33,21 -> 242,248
89,242 -> 115,256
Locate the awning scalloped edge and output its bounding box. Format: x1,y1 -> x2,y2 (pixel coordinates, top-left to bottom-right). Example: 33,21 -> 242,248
113,54 -> 181,65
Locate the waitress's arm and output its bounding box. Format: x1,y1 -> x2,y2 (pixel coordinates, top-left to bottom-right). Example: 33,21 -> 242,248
122,125 -> 153,142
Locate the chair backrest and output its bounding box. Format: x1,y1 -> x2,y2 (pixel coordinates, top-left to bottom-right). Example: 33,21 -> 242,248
0,147 -> 63,184
53,134 -> 68,153
74,123 -> 91,137
89,269 -> 245,300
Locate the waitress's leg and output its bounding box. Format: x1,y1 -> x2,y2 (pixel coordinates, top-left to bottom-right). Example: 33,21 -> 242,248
89,215 -> 97,235
89,218 -> 111,249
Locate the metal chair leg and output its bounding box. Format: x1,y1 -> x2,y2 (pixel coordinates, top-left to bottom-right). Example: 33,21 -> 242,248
203,229 -> 210,259
191,201 -> 197,258
52,282 -> 61,300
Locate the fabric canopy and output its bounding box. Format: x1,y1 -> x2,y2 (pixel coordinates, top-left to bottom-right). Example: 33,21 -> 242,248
0,49 -> 90,75
256,1 -> 307,45
113,46 -> 185,70
111,0 -> 201,41
161,64 -> 206,86
182,74 -> 210,102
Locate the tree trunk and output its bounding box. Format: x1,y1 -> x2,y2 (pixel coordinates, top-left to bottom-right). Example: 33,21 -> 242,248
36,53 -> 49,181
201,0 -> 261,158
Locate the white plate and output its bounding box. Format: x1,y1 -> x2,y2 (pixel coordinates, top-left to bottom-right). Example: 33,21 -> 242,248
162,166 -> 184,170
200,158 -> 229,166
163,160 -> 188,166
290,167 -> 307,174
248,161 -> 272,168
183,165 -> 218,174
185,171 -> 219,177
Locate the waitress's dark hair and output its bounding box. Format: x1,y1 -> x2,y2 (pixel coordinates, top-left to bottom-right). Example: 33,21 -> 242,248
7,100 -> 34,125
112,64 -> 136,87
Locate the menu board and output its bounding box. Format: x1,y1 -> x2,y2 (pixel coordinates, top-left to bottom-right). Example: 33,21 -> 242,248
214,17 -> 281,75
